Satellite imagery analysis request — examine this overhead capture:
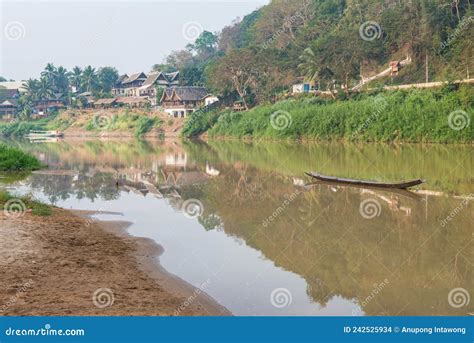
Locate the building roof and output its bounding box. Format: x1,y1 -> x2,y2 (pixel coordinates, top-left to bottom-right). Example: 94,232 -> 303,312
139,71 -> 180,89
162,87 -> 208,102
141,72 -> 161,88
164,71 -> 179,82
0,99 -> 18,107
0,81 -> 27,93
117,74 -> 129,84
123,72 -> 147,84
95,98 -> 117,105
0,88 -> 20,101
116,96 -> 150,104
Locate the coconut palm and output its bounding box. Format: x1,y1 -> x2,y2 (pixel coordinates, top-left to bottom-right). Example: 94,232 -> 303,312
41,63 -> 57,87
69,66 -> 83,93
55,66 -> 69,94
36,77 -> 55,112
298,47 -> 320,82
81,65 -> 98,92
23,78 -> 40,101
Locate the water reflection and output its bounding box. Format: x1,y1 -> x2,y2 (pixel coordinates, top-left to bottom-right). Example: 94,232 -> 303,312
3,139 -> 473,316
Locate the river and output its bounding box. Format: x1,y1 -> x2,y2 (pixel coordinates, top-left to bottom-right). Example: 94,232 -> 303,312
1,139 -> 472,316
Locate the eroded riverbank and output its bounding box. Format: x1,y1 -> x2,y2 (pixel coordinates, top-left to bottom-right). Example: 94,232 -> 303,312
0,208 -> 229,316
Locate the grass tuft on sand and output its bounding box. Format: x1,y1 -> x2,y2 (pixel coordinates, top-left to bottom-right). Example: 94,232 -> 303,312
0,190 -> 52,216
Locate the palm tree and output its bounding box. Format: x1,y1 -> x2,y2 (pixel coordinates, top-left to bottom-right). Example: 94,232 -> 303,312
41,63 -> 57,88
298,47 -> 320,82
81,65 -> 98,92
23,78 -> 40,102
69,66 -> 83,93
55,66 -> 69,94
37,77 -> 54,113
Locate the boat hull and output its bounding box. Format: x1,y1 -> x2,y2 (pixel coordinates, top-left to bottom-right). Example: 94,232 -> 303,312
305,172 -> 423,189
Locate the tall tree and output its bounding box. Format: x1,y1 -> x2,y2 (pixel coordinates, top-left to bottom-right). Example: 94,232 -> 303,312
68,66 -> 83,93
81,66 -> 98,92
208,48 -> 261,110
55,66 -> 69,94
41,63 -> 57,88
23,78 -> 39,101
97,67 -> 119,94
36,77 -> 54,111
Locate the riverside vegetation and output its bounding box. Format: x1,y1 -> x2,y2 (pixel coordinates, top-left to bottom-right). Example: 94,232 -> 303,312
182,86 -> 473,143
0,143 -> 43,171
0,144 -> 51,216
0,110 -> 162,138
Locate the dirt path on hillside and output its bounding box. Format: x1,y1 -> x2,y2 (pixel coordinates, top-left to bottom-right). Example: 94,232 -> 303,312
0,209 -> 229,316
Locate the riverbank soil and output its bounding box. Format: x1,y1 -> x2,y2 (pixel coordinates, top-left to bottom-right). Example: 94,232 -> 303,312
0,208 -> 228,316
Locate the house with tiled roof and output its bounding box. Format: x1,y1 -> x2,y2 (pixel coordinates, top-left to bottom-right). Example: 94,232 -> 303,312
112,71 -> 180,103
160,86 -> 217,118
0,88 -> 20,121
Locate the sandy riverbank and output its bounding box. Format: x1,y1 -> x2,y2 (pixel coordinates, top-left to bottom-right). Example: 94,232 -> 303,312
0,208 -> 230,316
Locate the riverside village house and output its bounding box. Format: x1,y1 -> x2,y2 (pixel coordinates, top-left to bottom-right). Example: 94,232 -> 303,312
0,70 -> 218,121
161,87 -> 218,118
112,71 -> 180,105
111,70 -> 218,117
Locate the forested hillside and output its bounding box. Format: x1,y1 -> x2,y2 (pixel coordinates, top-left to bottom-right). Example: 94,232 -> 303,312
161,0 -> 473,105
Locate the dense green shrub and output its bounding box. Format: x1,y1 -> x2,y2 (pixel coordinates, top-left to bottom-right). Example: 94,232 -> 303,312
182,109 -> 222,137
0,143 -> 43,171
201,87 -> 473,143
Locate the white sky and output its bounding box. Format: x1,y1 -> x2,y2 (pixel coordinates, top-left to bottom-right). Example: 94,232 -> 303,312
0,0 -> 269,80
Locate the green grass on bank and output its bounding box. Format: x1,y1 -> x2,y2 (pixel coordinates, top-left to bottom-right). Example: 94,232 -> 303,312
0,190 -> 51,216
0,111 -> 162,138
84,112 -> 162,137
0,143 -> 43,171
183,86 -> 473,143
0,117 -> 52,137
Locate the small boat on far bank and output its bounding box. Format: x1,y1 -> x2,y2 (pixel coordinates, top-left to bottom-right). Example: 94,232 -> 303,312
26,130 -> 64,139
305,172 -> 424,190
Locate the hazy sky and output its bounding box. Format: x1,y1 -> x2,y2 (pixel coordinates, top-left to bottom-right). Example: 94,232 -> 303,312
0,0 -> 269,80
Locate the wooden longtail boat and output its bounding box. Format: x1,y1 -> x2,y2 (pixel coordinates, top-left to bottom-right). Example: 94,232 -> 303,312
26,130 -> 64,138
305,172 -> 424,190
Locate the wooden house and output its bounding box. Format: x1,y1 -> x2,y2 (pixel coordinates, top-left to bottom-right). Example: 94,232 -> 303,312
94,98 -> 118,109
0,89 -> 20,121
116,96 -> 150,108
34,93 -> 66,114
119,72 -> 147,97
112,74 -> 129,96
160,87 -> 210,118
113,71 -> 180,105
138,71 -> 180,105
